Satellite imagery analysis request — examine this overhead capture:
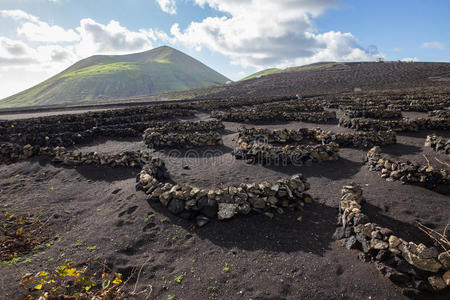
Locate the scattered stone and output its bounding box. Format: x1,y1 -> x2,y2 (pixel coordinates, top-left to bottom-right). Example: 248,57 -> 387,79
428,276 -> 447,291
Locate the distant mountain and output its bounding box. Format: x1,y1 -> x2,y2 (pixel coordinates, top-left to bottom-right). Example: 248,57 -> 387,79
0,46 -> 230,107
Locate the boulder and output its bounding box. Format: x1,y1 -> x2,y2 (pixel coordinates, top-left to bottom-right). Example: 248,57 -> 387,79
217,203 -> 238,220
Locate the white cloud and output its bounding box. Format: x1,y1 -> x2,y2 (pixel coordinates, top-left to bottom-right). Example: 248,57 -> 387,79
1,9 -> 79,42
0,37 -> 38,65
421,41 -> 445,50
0,9 -> 39,23
165,0 -> 380,68
157,0 -> 177,14
0,10 -> 157,99
75,18 -> 153,56
401,57 -> 419,62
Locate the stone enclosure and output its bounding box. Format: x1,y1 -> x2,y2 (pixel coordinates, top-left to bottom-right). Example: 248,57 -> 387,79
0,90 -> 449,297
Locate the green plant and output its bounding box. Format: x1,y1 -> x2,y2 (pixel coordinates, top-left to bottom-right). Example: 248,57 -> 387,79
174,273 -> 184,284
21,262 -> 124,298
222,263 -> 230,272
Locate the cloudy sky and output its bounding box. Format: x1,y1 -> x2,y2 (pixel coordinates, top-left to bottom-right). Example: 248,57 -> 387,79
0,0 -> 449,99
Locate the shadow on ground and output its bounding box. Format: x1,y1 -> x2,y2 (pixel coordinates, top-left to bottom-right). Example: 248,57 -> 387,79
36,156 -> 139,182
261,157 -> 364,181
147,199 -> 337,256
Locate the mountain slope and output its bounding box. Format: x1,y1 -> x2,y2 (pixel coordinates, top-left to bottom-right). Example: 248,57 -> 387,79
183,61 -> 450,100
241,68 -> 282,81
241,62 -> 343,81
0,46 -> 230,108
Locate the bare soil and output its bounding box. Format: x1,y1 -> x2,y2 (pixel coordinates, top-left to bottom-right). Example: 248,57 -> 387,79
0,111 -> 449,300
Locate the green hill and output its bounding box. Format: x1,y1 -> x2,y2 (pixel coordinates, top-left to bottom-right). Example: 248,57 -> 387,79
241,62 -> 343,81
241,68 -> 282,81
0,46 -> 230,108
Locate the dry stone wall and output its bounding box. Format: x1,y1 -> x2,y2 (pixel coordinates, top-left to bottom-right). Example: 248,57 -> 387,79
425,135 -> 450,154
237,127 -> 396,151
428,110 -> 450,119
211,110 -> 336,123
137,159 -> 312,226
0,142 -> 150,168
339,117 -> 450,132
366,146 -> 449,194
344,109 -> 402,119
334,183 -> 450,297
143,121 -> 224,149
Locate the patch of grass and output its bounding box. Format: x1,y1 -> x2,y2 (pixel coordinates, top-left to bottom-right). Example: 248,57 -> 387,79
174,273 -> 185,284
222,263 -> 230,272
241,68 -> 282,81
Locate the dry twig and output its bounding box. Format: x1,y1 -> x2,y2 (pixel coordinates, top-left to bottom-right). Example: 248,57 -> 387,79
416,221 -> 450,255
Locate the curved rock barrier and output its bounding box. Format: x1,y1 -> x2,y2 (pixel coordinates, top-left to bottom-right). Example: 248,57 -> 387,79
211,110 -> 336,123
235,128 -> 340,165
425,135 -> 450,155
344,109 -> 402,119
334,183 -> 450,297
428,110 -> 450,119
52,147 -> 150,168
0,107 -> 195,135
253,101 -> 325,112
339,117 -> 450,132
143,131 -> 223,149
0,143 -> 36,164
234,141 -> 340,166
137,159 -> 312,226
315,129 -> 397,148
143,121 -> 225,149
324,94 -> 449,112
147,120 -> 225,133
237,127 -> 396,149
366,147 -> 450,194
0,142 -> 150,168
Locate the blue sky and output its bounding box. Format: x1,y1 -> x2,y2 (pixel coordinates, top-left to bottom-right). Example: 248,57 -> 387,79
0,0 -> 449,99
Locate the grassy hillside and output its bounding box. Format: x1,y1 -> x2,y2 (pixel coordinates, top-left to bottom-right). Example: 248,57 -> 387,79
0,46 -> 230,108
241,62 -> 343,81
241,68 -> 282,81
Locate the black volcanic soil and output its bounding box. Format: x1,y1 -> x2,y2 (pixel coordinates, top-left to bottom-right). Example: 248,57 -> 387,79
0,111 -> 449,300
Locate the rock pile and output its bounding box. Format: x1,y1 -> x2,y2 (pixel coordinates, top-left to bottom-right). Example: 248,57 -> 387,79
366,147 -> 449,194
211,110 -> 336,123
143,121 -> 224,149
425,135 -> 450,155
334,183 -> 450,297
339,117 -> 450,132
137,159 -> 312,226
